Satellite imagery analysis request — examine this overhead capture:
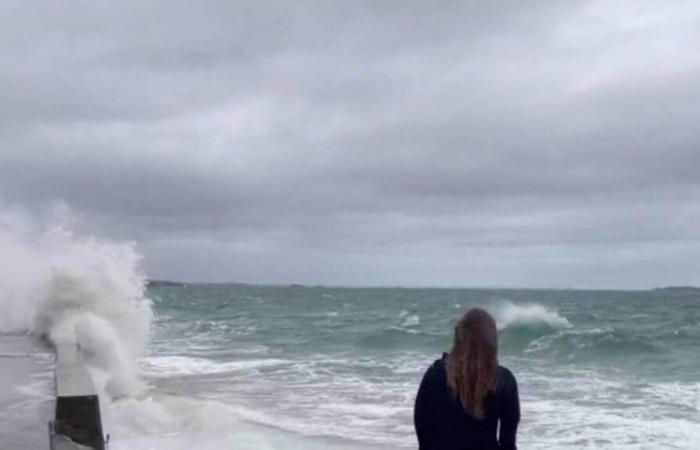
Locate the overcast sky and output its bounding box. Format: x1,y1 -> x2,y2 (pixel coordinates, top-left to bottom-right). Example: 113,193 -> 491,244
1,0 -> 699,288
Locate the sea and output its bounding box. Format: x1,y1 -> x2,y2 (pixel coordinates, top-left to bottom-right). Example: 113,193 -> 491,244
120,284 -> 700,450
1,225 -> 700,449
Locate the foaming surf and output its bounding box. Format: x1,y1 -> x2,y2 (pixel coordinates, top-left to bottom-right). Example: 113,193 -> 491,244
105,394 -> 376,450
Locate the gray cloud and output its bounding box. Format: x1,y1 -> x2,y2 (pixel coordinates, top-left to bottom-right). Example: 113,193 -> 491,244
1,0 -> 699,288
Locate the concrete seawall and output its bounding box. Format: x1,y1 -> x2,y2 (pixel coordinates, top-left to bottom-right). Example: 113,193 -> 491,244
50,343 -> 106,450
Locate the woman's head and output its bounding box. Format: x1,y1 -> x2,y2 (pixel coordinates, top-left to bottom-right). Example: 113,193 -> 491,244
446,308 -> 499,419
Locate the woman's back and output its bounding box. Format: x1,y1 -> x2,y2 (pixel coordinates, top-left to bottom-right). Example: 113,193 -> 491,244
414,308 -> 520,450
414,354 -> 520,450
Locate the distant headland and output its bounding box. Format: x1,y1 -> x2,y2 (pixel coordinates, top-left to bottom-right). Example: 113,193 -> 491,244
652,286 -> 700,295
146,279 -> 189,287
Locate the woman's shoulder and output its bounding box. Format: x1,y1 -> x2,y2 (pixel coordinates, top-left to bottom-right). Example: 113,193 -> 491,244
496,365 -> 518,389
497,365 -> 516,378
423,353 -> 448,380
427,353 -> 447,372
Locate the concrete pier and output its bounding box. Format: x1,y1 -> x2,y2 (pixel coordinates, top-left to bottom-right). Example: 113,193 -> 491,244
51,343 -> 105,449
0,334 -> 54,450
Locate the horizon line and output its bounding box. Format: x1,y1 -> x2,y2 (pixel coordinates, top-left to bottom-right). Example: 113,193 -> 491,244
145,279 -> 700,292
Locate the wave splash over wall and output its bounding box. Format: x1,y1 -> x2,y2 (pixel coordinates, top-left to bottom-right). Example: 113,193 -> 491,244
0,214 -> 152,400
1,212 -> 366,449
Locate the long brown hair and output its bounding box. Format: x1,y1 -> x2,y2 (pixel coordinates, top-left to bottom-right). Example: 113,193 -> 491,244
446,308 -> 499,419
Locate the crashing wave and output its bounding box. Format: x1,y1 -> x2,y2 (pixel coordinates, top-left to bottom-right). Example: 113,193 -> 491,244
489,300 -> 571,331
483,301 -> 570,352
0,215 -> 152,400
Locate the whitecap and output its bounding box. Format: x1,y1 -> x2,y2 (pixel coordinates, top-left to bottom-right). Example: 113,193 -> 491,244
488,300 -> 570,330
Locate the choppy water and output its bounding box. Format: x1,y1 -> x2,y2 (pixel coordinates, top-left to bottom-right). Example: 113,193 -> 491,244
6,224 -> 694,448
138,284 -> 700,449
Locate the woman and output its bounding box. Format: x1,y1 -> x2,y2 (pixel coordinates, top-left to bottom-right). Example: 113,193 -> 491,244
414,308 -> 520,450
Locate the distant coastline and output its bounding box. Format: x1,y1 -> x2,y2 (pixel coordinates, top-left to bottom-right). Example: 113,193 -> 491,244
146,279 -> 189,287
652,286 -> 700,294
145,280 -> 700,292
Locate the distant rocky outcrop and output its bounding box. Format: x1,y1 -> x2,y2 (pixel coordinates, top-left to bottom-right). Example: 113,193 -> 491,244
146,279 -> 188,288
653,286 -> 700,295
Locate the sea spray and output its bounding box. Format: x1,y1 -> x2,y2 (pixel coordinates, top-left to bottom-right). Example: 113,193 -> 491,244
0,217 -> 152,399
0,213 -> 344,449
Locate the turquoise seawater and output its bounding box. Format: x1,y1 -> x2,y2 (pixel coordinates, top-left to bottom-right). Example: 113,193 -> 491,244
140,285 -> 700,449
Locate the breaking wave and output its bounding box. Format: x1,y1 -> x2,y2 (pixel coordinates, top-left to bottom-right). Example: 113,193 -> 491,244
487,301 -> 570,352
0,213 -> 152,399
490,301 -> 571,331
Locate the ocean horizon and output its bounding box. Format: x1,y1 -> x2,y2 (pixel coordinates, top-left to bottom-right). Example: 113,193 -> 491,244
148,279 -> 700,292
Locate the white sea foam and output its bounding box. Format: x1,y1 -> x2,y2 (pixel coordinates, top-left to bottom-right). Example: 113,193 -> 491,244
518,369 -> 700,449
104,392 -> 382,450
143,355 -> 291,377
319,402 -> 405,418
106,395 -> 304,450
398,310 -> 420,327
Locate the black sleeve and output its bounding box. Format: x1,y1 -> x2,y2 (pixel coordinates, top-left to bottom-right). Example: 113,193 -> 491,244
414,367 -> 437,450
498,368 -> 520,450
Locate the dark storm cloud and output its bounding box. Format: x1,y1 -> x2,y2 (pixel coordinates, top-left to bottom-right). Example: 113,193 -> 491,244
1,0 -> 699,287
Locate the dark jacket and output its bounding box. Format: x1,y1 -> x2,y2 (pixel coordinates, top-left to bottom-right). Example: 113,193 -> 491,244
414,354 -> 520,450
